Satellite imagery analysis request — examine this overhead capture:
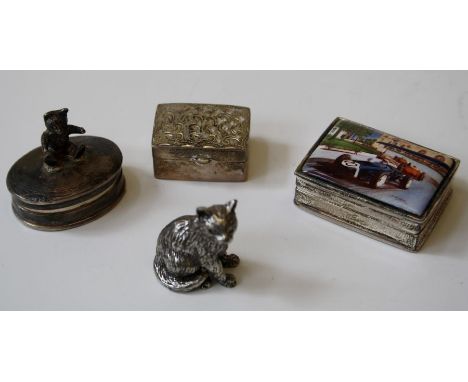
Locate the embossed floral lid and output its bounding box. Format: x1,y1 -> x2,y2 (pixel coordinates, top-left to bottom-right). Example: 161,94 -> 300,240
153,103 -> 250,150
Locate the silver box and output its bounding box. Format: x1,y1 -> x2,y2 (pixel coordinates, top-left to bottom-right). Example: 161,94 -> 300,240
152,103 -> 250,182
294,117 -> 460,252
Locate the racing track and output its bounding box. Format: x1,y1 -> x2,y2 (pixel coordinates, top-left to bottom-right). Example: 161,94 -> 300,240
302,149 -> 440,215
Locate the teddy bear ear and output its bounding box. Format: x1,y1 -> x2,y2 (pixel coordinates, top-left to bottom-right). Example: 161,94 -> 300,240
196,207 -> 210,219
43,108 -> 69,119
226,199 -> 237,214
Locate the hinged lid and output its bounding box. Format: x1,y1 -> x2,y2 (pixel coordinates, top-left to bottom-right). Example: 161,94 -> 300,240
155,146 -> 247,163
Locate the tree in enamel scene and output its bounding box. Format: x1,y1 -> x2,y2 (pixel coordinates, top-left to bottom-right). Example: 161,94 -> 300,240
324,120 -> 379,154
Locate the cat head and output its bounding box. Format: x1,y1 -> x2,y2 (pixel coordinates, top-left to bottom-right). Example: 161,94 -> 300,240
196,199 -> 238,242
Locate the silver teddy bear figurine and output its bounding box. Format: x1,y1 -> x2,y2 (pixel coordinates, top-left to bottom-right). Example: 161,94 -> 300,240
154,200 -> 240,292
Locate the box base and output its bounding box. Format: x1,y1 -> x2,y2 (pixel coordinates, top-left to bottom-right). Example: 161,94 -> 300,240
153,158 -> 247,182
11,171 -> 125,231
294,177 -> 452,252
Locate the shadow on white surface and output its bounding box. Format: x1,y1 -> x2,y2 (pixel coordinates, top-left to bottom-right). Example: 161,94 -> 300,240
235,252 -> 323,298
249,136 -> 290,187
2,71 -> 468,310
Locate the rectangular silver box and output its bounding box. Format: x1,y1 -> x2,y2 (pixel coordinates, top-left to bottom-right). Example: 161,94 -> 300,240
294,117 -> 460,252
152,103 -> 250,182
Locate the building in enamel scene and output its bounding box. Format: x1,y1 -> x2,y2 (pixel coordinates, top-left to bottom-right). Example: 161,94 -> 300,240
372,133 -> 453,176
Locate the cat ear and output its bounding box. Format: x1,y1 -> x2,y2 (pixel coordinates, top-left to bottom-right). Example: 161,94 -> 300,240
226,199 -> 237,214
196,207 -> 210,219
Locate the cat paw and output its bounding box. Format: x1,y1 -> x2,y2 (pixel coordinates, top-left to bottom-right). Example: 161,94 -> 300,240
220,273 -> 237,288
201,278 -> 213,289
219,254 -> 240,268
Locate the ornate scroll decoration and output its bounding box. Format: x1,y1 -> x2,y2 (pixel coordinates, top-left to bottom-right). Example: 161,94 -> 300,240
155,104 -> 250,149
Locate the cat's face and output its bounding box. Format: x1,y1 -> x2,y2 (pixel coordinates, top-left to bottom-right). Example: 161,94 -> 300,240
196,200 -> 238,242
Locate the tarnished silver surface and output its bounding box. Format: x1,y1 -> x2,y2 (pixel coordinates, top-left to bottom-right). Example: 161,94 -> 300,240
294,176 -> 452,251
152,103 -> 250,181
6,108 -> 125,230
153,103 -> 249,149
154,200 -> 240,293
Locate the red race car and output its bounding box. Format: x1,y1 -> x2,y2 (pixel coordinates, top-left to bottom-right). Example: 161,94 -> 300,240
382,155 -> 425,181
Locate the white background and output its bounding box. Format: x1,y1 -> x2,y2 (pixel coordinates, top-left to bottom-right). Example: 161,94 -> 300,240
2,1 -> 468,381
1,71 -> 467,310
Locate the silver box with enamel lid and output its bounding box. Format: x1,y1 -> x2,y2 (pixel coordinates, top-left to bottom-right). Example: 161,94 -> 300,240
294,117 -> 460,252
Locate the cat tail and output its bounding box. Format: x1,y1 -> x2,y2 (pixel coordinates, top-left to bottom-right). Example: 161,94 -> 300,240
154,252 -> 207,293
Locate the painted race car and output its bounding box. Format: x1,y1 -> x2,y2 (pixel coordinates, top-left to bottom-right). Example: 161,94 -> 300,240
384,155 -> 426,181
331,154 -> 415,189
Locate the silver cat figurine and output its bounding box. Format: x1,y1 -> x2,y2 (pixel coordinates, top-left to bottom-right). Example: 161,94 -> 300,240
154,200 -> 240,293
